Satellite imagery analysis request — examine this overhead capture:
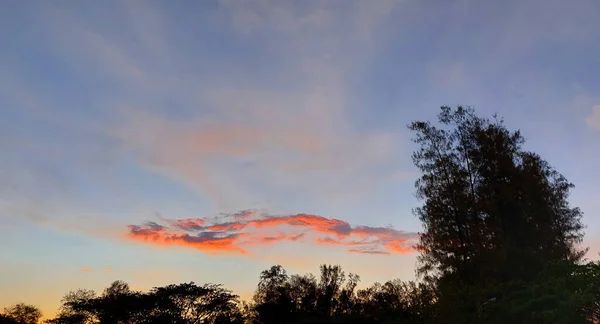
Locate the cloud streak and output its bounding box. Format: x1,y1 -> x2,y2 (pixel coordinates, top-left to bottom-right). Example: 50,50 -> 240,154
126,210 -> 418,255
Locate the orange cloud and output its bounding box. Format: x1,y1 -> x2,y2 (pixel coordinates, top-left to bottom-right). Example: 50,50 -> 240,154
82,267 -> 92,272
127,223 -> 246,254
126,210 -> 419,256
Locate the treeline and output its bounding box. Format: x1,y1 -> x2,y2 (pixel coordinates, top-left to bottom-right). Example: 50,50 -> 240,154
2,260 -> 600,324
1,264 -> 437,324
2,106 -> 600,323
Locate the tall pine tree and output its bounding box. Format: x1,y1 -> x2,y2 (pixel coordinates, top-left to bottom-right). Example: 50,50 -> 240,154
409,106 -> 586,289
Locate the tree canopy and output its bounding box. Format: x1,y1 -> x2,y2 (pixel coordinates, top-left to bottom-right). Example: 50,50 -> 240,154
409,106 -> 591,323
1,304 -> 42,324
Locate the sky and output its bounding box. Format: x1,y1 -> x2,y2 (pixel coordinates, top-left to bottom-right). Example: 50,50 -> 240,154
1,0 -> 600,318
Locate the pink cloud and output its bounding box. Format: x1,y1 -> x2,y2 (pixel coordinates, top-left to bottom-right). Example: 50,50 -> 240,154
127,223 -> 246,254
126,210 -> 418,255
116,84 -> 403,211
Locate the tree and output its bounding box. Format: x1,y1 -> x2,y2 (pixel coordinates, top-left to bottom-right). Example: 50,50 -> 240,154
474,260 -> 600,324
8,258 -> 597,324
288,274 -> 318,315
147,282 -> 242,324
2,304 -> 42,324
43,314 -> 88,324
409,106 -> 585,279
102,280 -> 130,298
48,281 -> 243,324
0,314 -> 18,324
352,279 -> 436,324
251,264 -> 369,323
52,289 -> 96,324
409,106 -> 587,322
253,265 -> 294,324
316,265 -> 345,317
64,280 -> 145,324
336,273 -> 359,316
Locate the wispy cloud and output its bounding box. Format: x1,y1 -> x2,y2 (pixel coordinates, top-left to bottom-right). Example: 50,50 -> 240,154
106,0 -> 408,211
586,105 -> 600,129
81,267 -> 92,272
126,210 -> 418,255
348,249 -> 390,255
1,0 -> 412,229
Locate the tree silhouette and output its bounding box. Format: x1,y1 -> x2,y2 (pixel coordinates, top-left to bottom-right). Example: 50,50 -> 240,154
288,273 -> 318,315
43,314 -> 87,324
253,265 -> 295,324
147,282 -> 242,324
61,281 -> 146,323
250,264 -> 434,324
1,304 -> 42,324
409,106 -> 588,322
0,314 -> 19,324
336,273 -> 359,316
102,281 -> 130,299
46,280 -> 243,324
409,107 -> 585,282
316,265 -> 345,317
14,260 -> 600,324
50,289 -> 97,324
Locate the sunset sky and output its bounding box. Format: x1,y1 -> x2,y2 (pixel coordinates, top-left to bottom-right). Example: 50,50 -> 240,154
1,0 -> 600,318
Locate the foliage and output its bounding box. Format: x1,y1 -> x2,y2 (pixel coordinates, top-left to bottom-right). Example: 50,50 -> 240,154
32,260 -> 597,324
409,106 -> 585,283
53,281 -> 242,324
249,264 -> 436,324
408,106 -> 591,323
0,314 -> 19,324
1,304 -> 42,324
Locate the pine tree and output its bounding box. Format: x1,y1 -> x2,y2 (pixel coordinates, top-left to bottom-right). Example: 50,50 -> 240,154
409,106 -> 586,285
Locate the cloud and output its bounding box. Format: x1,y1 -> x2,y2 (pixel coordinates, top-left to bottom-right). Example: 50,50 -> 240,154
126,210 -> 419,255
117,91 -> 402,211
82,267 -> 92,272
586,105 -> 600,129
107,0 -> 408,211
166,218 -> 207,232
0,0 -> 412,245
128,223 -> 246,254
348,249 -> 390,255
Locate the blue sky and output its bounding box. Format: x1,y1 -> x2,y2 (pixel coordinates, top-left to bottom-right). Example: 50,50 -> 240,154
1,0 -> 600,317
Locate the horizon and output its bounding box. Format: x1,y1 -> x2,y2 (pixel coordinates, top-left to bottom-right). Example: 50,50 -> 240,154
1,0 -> 600,319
